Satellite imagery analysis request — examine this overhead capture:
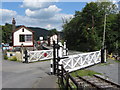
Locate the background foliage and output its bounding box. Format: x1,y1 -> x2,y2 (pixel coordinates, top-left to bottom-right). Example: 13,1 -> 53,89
63,1 -> 119,54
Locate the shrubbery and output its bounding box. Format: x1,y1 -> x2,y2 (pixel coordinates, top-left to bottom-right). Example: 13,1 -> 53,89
4,55 -> 8,60
8,56 -> 17,61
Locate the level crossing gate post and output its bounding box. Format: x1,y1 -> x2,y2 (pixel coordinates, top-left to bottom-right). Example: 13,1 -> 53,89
66,71 -> 69,90
23,49 -> 29,63
57,57 -> 60,76
101,47 -> 105,63
52,39 -> 61,75
53,40 -> 56,75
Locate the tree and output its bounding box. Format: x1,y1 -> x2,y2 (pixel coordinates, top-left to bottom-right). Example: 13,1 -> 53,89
97,0 -> 118,14
63,2 -> 101,52
49,28 -> 58,36
2,23 -> 12,43
63,1 -> 118,53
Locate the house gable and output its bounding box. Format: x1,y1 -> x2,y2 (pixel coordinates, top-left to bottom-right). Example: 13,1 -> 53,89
13,25 -> 34,47
13,25 -> 34,33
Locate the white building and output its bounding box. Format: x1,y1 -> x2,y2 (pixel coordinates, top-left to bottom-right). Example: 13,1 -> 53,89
50,34 -> 58,45
12,25 -> 34,47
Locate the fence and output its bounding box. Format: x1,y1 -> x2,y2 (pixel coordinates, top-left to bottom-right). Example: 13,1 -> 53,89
59,50 -> 101,72
57,63 -> 81,90
55,51 -> 102,90
23,50 -> 53,62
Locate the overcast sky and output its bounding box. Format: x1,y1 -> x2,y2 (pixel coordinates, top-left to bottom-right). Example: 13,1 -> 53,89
0,0 -> 119,31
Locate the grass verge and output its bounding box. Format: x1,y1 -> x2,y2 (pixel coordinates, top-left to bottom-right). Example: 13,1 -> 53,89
114,60 -> 120,63
8,56 -> 17,61
70,69 -> 102,77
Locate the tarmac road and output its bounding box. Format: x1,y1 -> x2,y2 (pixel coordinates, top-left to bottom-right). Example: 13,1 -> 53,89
1,50 -> 83,89
2,60 -> 52,88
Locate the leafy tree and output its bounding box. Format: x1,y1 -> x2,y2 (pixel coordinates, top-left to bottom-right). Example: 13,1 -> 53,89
2,23 -> 12,43
63,1 -> 118,53
49,28 -> 58,36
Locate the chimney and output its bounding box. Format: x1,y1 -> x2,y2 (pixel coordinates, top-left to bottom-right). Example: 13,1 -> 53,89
12,18 -> 16,31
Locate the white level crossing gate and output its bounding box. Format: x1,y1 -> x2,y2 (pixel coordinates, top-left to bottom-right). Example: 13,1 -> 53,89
59,50 -> 101,72
22,41 -> 104,74
51,41 -> 105,74
23,50 -> 53,62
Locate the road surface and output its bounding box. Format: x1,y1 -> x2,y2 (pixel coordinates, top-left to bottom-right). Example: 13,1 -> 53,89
1,50 -> 83,89
2,60 -> 53,88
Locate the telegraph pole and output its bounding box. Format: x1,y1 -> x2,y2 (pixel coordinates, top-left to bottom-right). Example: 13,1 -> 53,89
101,14 -> 107,63
103,14 -> 106,48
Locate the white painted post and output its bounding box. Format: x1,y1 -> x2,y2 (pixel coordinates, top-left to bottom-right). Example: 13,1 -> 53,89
63,42 -> 68,56
63,42 -> 66,56
27,50 -> 30,63
58,42 -> 63,58
104,49 -> 107,62
21,44 -> 24,62
50,59 -> 53,74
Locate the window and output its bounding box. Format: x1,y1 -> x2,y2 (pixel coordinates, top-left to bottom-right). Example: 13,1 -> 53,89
19,34 -> 32,42
26,35 -> 32,41
20,35 -> 25,42
22,28 -> 24,32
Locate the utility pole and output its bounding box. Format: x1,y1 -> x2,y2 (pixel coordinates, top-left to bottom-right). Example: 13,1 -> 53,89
101,14 -> 107,63
103,14 -> 106,48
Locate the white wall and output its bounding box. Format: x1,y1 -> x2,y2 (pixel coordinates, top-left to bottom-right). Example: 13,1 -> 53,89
13,27 -> 33,46
50,35 -> 58,45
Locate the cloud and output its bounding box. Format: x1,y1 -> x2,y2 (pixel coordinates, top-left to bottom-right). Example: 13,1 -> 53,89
25,5 -> 62,19
1,1 -> 74,31
21,0 -> 59,10
21,1 -> 74,30
0,9 -> 17,24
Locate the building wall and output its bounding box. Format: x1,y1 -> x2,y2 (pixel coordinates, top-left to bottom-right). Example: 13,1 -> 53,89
13,27 -> 33,47
50,35 -> 58,45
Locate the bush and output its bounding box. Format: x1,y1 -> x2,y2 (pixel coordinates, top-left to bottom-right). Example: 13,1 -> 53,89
8,56 -> 17,61
4,55 -> 8,60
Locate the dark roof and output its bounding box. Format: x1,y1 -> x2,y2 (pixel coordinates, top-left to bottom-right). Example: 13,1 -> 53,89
13,25 -> 34,33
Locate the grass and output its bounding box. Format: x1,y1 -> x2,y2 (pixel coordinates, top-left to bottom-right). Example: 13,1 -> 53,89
98,62 -> 111,66
70,69 -> 102,77
114,60 -> 120,63
8,56 -> 17,61
4,55 -> 8,60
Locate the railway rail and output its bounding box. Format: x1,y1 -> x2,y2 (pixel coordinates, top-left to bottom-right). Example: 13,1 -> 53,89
73,74 -> 120,90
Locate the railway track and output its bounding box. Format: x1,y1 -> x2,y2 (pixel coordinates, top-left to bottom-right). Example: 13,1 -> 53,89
73,74 -> 120,90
